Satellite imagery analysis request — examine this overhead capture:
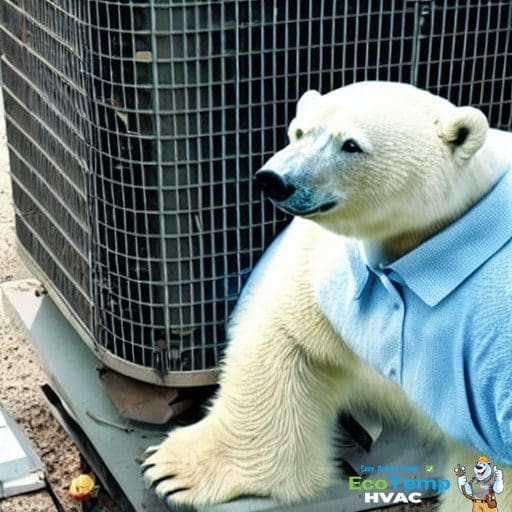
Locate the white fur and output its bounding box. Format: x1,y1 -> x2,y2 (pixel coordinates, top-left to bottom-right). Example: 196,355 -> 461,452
142,82 -> 512,510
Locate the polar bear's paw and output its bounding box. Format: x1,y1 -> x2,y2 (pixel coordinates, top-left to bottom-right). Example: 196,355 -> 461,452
141,421 -> 247,507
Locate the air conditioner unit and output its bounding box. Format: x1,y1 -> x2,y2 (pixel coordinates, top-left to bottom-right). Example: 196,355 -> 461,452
1,0 -> 510,387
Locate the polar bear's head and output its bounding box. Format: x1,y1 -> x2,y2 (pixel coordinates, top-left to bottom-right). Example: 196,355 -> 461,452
256,82 -> 491,250
473,457 -> 493,482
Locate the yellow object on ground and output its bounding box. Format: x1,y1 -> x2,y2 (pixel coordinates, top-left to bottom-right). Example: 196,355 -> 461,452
68,473 -> 96,500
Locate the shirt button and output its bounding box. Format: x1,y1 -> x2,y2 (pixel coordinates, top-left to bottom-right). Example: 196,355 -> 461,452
389,368 -> 397,379
393,303 -> 400,311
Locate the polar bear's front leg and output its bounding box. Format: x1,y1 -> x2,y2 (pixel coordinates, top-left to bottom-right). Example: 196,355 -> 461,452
142,329 -> 348,506
141,221 -> 354,506
142,289 -> 350,506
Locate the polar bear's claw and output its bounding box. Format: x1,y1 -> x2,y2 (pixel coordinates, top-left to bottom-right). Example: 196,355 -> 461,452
140,462 -> 155,475
150,475 -> 177,491
154,478 -> 189,498
137,446 -> 158,465
141,464 -> 174,490
143,445 -> 159,457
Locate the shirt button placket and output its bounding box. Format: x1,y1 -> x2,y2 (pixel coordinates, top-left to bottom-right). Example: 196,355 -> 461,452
380,273 -> 405,382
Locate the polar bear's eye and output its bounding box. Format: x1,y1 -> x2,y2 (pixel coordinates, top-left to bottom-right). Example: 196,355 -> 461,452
294,128 -> 304,140
342,139 -> 363,153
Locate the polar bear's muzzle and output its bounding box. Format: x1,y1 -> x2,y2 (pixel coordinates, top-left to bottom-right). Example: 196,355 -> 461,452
255,168 -> 337,217
256,138 -> 340,217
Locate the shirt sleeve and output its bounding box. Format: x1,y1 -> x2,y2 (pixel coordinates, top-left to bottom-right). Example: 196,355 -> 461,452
466,300 -> 512,464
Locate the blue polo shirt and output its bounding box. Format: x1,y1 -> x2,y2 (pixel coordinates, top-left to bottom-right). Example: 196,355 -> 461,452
249,170 -> 512,464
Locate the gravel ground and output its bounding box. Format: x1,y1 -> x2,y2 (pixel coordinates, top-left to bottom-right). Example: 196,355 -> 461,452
0,120 -> 82,512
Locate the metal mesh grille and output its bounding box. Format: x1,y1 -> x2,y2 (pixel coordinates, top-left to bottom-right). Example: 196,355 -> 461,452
87,2 -> 289,375
0,0 -> 94,332
1,0 -> 511,384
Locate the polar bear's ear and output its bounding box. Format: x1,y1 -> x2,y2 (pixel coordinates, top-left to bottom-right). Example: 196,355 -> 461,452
437,106 -> 489,166
296,90 -> 322,117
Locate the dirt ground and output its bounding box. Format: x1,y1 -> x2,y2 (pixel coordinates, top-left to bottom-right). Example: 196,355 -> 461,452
0,113 -> 82,511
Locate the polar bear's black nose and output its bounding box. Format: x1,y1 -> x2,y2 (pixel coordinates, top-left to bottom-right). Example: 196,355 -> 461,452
255,170 -> 296,201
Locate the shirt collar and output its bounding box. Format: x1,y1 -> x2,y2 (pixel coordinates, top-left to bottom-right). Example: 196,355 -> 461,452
355,169 -> 512,306
349,246 -> 371,300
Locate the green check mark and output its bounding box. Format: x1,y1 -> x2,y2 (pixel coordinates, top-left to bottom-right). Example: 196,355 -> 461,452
425,464 -> 435,473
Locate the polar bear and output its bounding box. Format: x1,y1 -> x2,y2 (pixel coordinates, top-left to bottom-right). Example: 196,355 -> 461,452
142,82 -> 512,511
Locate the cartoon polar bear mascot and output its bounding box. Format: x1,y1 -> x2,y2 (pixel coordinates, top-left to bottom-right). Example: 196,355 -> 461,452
142,82 -> 512,512
457,456 -> 504,511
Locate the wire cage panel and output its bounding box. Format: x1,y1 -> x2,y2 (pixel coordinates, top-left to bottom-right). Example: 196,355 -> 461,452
415,1 -> 512,130
0,0 -> 511,384
0,0 -> 94,335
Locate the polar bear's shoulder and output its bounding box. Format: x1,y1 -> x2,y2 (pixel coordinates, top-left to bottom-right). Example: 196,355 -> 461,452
303,221 -> 357,284
281,219 -> 363,315
242,217 -> 357,300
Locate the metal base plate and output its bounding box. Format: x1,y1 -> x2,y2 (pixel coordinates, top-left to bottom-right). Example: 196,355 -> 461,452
1,280 -> 444,512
